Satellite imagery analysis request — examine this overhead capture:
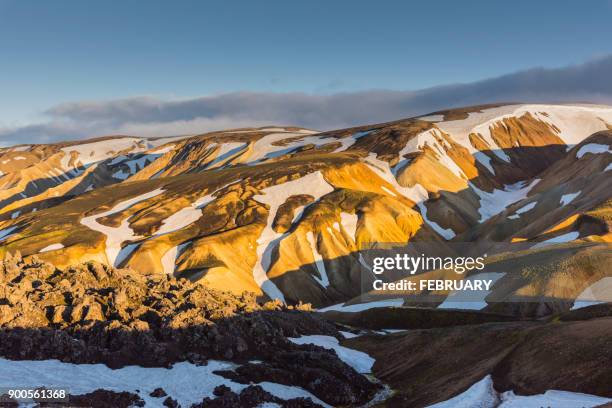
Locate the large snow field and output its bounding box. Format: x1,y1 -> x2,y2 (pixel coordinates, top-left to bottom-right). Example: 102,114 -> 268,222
0,358 -> 329,407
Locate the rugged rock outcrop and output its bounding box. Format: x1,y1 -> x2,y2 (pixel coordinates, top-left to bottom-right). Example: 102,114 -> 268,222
0,254 -> 380,406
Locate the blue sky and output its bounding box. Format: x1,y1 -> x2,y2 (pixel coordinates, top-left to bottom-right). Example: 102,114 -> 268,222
0,0 -> 611,142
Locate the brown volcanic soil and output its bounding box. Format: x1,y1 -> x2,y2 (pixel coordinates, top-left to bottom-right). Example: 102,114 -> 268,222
344,311 -> 612,407
0,253 -> 379,406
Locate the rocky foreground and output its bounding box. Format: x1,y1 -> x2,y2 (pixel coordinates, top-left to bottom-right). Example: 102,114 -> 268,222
0,253 -> 380,407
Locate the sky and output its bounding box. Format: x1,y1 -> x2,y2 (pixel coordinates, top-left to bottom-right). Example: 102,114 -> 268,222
1,0 -> 612,144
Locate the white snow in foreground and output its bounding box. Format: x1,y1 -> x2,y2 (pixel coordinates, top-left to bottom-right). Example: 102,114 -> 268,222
339,331 -> 361,339
571,277 -> 612,310
499,389 -> 611,408
253,171 -> 334,302
532,231 -> 580,249
560,191 -> 581,206
319,298 -> 405,313
427,375 -> 499,408
305,231 -> 330,288
39,243 -> 65,253
428,375 -> 612,408
438,272 -> 505,310
470,179 -> 540,222
0,225 -> 19,242
80,188 -> 165,266
605,163 -> 612,172
576,143 -> 612,159
0,358 -> 329,407
288,335 -> 375,373
508,201 -> 537,219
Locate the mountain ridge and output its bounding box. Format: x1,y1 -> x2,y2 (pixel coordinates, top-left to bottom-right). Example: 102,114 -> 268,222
1,103 -> 611,309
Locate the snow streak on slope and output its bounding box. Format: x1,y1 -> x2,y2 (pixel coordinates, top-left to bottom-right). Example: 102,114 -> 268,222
560,192 -> 580,206
319,298 -> 405,313
288,335 -> 375,373
571,277 -> 612,310
61,137 -> 146,168
339,212 -> 358,241
253,171 -> 334,301
470,179 -> 540,222
508,201 -> 537,219
0,358 -> 329,407
205,142 -> 247,168
436,104 -> 612,153
80,189 -> 165,266
437,272 -> 505,310
247,129 -> 370,164
161,242 -> 190,275
39,243 -> 64,253
576,143 -> 612,158
155,194 -> 216,236
428,375 -> 612,408
0,226 -> 19,242
427,375 -> 499,408
366,154 -> 456,239
394,129 -> 467,178
305,231 -> 330,288
532,231 -> 580,249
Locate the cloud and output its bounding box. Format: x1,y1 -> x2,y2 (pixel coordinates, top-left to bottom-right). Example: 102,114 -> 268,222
2,55 -> 612,145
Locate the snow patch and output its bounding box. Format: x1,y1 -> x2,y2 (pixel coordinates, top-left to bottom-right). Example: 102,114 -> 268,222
0,226 -> 19,242
0,358 -> 328,407
339,212 -> 358,241
508,201 -> 537,219
436,104 -> 612,155
394,129 -> 466,179
438,272 -> 505,310
470,179 -> 540,222
417,202 -> 456,240
80,188 -> 165,266
499,389 -> 611,408
161,242 -> 190,275
288,335 -> 375,373
305,231 -> 330,288
427,375 -> 499,408
39,243 -> 65,253
248,131 -> 359,163
429,374 -> 611,408
571,277 -> 612,310
560,191 -> 580,206
61,137 -> 146,167
319,298 -> 405,313
532,231 -> 580,249
418,114 -> 445,122
576,143 -> 612,159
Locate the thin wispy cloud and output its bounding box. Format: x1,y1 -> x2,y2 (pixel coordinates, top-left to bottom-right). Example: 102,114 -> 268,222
1,55 -> 612,146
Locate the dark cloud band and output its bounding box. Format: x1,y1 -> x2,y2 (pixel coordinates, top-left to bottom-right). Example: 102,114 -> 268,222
1,55 -> 611,145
